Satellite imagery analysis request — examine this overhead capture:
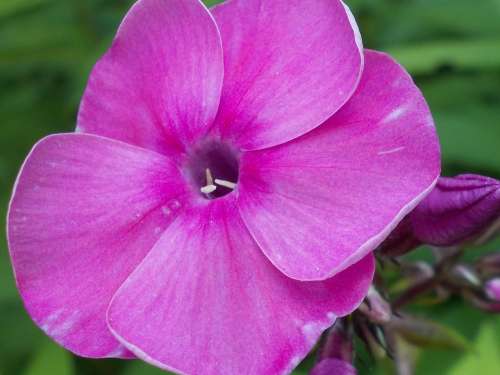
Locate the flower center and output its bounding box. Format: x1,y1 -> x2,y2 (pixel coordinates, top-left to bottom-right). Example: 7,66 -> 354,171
184,140 -> 240,199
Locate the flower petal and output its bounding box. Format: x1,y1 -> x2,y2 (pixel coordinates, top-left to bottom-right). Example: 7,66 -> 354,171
78,0 -> 223,155
107,200 -> 374,375
7,133 -> 188,358
410,174 -> 500,246
210,0 -> 363,150
238,50 -> 440,281
311,359 -> 357,375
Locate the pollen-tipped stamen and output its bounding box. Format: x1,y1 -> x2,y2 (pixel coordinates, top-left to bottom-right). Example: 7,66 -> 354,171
205,168 -> 214,186
200,168 -> 237,195
200,168 -> 217,194
214,179 -> 237,190
200,184 -> 217,194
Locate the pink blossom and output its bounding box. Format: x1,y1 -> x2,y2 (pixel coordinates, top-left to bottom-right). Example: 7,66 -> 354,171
7,0 -> 440,374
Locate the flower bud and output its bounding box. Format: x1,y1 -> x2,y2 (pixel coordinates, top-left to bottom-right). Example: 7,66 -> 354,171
463,290 -> 500,313
402,261 -> 435,283
310,359 -> 357,375
410,174 -> 500,246
449,264 -> 481,288
358,286 -> 392,324
313,320 -> 357,375
485,278 -> 500,302
319,320 -> 353,363
476,253 -> 500,275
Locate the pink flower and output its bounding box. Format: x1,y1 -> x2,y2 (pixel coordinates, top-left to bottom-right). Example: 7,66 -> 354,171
6,0 -> 440,374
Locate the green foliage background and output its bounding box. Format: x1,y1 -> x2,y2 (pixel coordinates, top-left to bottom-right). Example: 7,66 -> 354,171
0,0 -> 499,374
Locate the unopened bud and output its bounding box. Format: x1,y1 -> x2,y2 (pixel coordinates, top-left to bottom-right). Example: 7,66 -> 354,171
402,261 -> 434,283
310,359 -> 357,375
449,264 -> 481,288
410,174 -> 500,247
463,290 -> 500,313
319,320 -> 353,363
476,253 -> 500,275
358,286 -> 392,324
485,278 -> 500,302
313,320 -> 356,375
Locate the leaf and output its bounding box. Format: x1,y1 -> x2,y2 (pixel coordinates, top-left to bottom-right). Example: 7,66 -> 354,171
0,0 -> 52,19
449,318 -> 500,375
418,74 -> 500,176
23,339 -> 72,375
0,301 -> 44,374
415,299 -> 492,375
388,38 -> 500,75
359,0 -> 500,47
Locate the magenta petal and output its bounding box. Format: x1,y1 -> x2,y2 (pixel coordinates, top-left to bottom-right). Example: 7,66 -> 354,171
210,0 -> 363,150
238,50 -> 440,281
311,359 -> 357,375
7,134 -> 187,358
410,174 -> 500,246
78,0 -> 223,155
107,200 -> 374,375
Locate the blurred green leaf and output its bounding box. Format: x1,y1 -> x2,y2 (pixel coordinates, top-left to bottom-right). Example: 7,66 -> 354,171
355,0 -> 500,47
419,74 -> 500,176
448,318 -> 500,375
414,302 -> 491,374
23,340 -> 73,375
0,0 -> 52,18
0,301 -> 45,374
389,38 -> 500,75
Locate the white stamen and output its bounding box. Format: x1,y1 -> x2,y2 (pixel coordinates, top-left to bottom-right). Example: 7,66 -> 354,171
205,168 -> 214,186
214,179 -> 237,190
201,184 -> 217,194
200,168 -> 217,195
